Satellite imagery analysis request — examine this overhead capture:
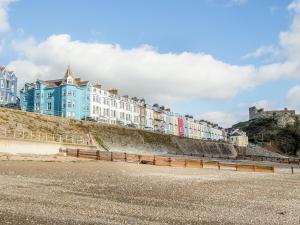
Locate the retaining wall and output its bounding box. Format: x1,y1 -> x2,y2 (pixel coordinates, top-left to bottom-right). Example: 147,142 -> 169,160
0,138 -> 96,155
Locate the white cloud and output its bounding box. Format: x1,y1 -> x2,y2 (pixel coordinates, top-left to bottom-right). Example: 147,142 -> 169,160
287,85 -> 300,108
242,45 -> 280,61
242,0 -> 300,83
8,0 -> 300,106
0,0 -> 14,32
199,111 -> 247,128
253,99 -> 270,109
7,34 -> 257,103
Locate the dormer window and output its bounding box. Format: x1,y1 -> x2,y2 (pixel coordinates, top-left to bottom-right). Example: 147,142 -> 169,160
64,65 -> 74,84
67,76 -> 73,84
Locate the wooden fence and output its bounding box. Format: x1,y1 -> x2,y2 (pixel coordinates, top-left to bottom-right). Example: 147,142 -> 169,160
172,152 -> 300,165
235,155 -> 300,165
62,149 -> 275,173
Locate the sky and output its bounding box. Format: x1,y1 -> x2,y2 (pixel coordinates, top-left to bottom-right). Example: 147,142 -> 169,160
1,0 -> 300,127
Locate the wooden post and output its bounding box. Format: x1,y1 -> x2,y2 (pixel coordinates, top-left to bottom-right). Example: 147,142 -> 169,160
218,162 -> 220,170
111,152 -> 113,161
168,157 -> 171,167
138,155 -> 141,163
291,166 -> 294,174
124,152 -> 127,162
200,160 -> 203,168
76,149 -> 79,158
96,150 -> 100,160
153,156 -> 156,165
184,159 -> 187,168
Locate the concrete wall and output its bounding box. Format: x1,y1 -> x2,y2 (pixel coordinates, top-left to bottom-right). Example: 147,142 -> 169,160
0,138 -> 96,155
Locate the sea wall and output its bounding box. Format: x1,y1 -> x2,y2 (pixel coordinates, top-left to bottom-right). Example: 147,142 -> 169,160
0,107 -> 237,157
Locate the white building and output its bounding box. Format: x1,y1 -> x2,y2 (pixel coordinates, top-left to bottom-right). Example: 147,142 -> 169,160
89,86 -> 140,128
87,83 -> 227,142
144,104 -> 154,131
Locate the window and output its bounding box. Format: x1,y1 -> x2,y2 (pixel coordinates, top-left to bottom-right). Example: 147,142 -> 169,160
67,77 -> 73,84
73,91 -> 76,97
47,102 -> 52,110
67,91 -> 72,96
0,80 -> 3,88
67,100 -> 72,108
47,93 -> 52,99
24,96 -> 28,101
120,112 -> 125,119
36,93 -> 40,99
35,103 -> 40,111
111,110 -> 116,118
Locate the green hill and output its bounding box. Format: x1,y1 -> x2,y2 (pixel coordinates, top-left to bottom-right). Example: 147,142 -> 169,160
233,117 -> 300,156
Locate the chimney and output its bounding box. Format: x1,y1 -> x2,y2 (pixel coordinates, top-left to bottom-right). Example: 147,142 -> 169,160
108,88 -> 118,95
75,78 -> 81,85
94,83 -> 102,89
123,95 -> 129,99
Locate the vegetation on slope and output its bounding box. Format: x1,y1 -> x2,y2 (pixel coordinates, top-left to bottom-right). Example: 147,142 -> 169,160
0,107 -> 236,156
233,117 -> 300,156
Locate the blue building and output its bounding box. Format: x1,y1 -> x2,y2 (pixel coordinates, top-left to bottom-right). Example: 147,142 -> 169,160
20,66 -> 91,120
0,66 -> 18,106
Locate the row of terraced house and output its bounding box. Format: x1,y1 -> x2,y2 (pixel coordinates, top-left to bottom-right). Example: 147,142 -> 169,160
18,66 -> 227,142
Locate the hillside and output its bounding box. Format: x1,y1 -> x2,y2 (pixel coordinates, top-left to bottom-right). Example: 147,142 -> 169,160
233,117 -> 300,156
0,107 -> 237,157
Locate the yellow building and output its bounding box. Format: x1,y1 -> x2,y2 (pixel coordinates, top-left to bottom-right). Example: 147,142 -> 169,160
229,130 -> 248,147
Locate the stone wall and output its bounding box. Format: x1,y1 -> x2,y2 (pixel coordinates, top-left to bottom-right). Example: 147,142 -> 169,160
249,106 -> 297,127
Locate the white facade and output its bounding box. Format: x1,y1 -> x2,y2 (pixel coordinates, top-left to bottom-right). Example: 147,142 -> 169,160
144,105 -> 154,130
87,86 -> 229,142
90,87 -> 140,128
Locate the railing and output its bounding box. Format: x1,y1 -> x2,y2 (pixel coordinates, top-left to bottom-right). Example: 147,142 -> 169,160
62,148 -> 275,174
0,126 -> 92,146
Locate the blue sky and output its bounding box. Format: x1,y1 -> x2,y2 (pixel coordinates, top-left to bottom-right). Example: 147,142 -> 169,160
1,0 -> 300,127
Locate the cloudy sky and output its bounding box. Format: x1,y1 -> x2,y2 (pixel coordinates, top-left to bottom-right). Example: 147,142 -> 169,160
1,0 -> 300,127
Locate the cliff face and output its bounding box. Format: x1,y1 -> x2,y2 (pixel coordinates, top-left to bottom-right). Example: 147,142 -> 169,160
0,107 -> 237,157
89,124 -> 236,157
